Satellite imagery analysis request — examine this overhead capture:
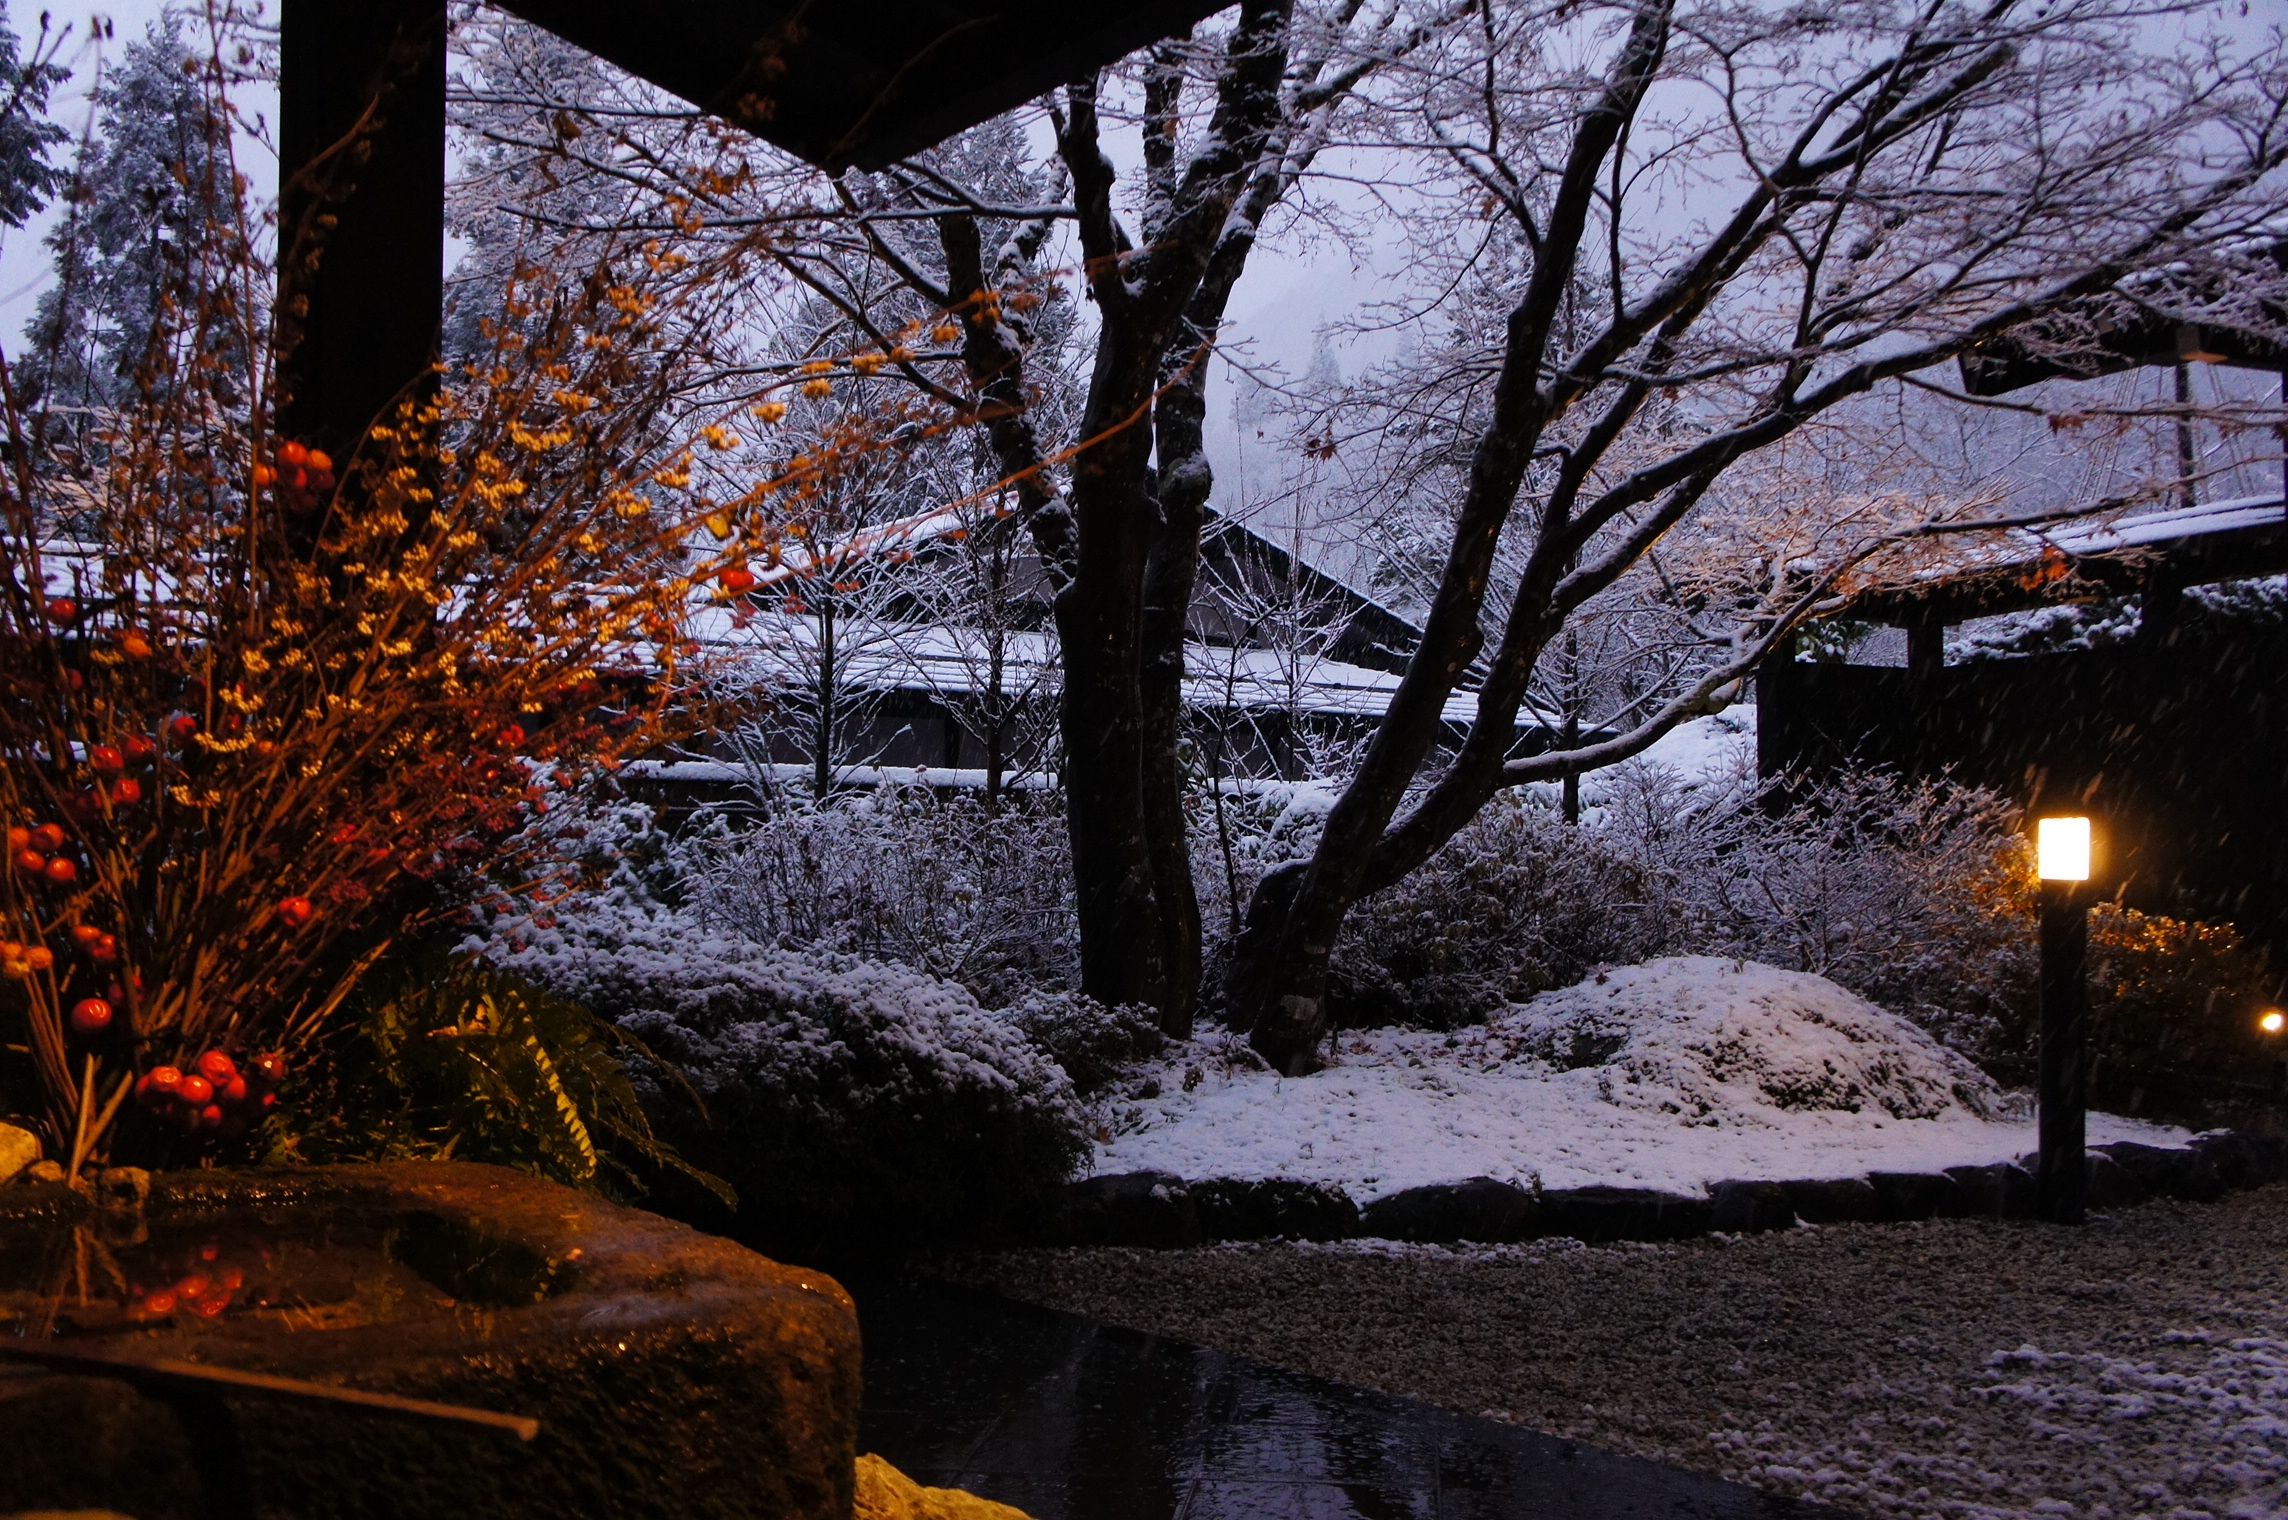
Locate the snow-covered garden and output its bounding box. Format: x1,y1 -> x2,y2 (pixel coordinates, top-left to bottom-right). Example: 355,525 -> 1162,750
1096,956 -> 2184,1202
3,3 -> 2287,1517
444,707 -> 2266,1252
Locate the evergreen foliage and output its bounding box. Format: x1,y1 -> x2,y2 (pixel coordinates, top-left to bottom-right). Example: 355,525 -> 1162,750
22,15 -> 222,412
0,4 -> 66,230
269,952 -> 733,1207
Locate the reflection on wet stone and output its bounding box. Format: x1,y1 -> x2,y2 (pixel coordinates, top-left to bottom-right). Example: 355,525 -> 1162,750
0,1164 -> 861,1520
854,1276 -> 1827,1520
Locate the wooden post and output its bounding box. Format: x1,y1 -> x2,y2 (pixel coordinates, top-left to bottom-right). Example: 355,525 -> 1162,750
276,0 -> 447,462
2037,880 -> 2090,1225
1905,611 -> 1945,682
1755,631 -> 1796,781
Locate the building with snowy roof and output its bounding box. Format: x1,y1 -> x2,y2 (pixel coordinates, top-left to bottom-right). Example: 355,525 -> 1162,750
644,504 -> 1563,798
1763,473 -> 2288,989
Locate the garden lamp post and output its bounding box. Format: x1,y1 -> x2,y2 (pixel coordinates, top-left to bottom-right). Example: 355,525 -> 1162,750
2036,815 -> 2093,1226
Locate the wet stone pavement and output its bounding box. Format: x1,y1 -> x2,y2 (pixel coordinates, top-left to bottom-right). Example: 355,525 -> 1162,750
849,1276 -> 1831,1520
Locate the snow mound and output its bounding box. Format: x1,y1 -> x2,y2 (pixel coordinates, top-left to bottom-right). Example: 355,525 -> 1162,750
1096,958 -> 2170,1197
1494,955 -> 2005,1124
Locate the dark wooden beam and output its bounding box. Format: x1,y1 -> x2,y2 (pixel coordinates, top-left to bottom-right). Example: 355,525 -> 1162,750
1905,610 -> 1945,681
490,0 -> 1229,172
1960,315 -> 2288,397
276,0 -> 446,461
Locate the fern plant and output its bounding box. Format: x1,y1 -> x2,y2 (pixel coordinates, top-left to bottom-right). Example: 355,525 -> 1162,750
268,952 -> 732,1207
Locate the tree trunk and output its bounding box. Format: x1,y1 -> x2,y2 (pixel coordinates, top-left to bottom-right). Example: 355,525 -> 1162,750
984,627 -> 1006,806
814,594 -> 835,796
1234,1 -> 1675,1074
1057,411 -> 1168,1010
1141,459 -> 1207,1038
1561,629 -> 1581,825
928,1 -> 1302,1021
938,206 -> 1165,1003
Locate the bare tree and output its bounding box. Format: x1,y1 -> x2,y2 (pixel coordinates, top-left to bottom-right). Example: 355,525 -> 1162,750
721,402 -> 949,797
447,6 -> 1453,1035
1227,0 -> 2288,1072
884,489 -> 1064,803
833,4 -> 1451,1035
450,4 -> 2287,1065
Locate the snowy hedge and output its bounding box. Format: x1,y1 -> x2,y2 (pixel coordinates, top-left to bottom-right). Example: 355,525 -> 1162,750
486,902 -> 1088,1238
1000,990 -> 1164,1094
683,785 -> 1079,1008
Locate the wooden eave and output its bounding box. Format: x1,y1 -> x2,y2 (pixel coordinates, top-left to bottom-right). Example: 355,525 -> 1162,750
1957,240 -> 2288,396
1841,496 -> 2288,627
491,0 -> 1234,172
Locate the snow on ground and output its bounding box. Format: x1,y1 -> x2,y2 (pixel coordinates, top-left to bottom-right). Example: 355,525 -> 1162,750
1098,956 -> 2189,1199
1623,706 -> 1758,791
1520,707 -> 1758,818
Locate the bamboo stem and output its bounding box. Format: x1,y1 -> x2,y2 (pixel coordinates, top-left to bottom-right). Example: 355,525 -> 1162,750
65,1055 -> 95,1186
0,1342 -> 539,1441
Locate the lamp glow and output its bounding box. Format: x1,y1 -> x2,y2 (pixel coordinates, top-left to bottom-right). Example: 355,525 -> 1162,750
2036,816 -> 2091,882
2263,1010 -> 2285,1035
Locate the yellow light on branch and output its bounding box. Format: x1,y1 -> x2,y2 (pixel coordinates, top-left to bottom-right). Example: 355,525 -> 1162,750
2036,816 -> 2091,882
2261,1010 -> 2285,1036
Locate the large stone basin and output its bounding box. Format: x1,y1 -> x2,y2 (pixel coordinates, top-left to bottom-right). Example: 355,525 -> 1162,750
0,1162 -> 859,1519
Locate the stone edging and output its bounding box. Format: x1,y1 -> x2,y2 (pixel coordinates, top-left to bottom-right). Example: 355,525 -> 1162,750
1038,1132 -> 2284,1249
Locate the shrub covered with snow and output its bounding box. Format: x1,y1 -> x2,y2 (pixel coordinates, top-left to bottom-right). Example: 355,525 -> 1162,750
1208,745 -> 2045,1070
1674,766 -> 2040,1071
683,784 -> 1078,1008
1000,991 -> 1164,1095
1498,956 -> 2007,1122
1328,793 -> 1685,1028
487,897 -> 1088,1239
1217,750 -> 2035,1050
2086,902 -> 2276,1102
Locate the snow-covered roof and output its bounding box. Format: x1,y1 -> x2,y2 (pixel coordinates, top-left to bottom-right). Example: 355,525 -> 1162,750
1201,507 -> 1422,638
743,500 -> 987,588
1844,492 -> 2288,623
1926,492 -> 2288,571
687,606 -> 1535,728
2035,493 -> 2288,553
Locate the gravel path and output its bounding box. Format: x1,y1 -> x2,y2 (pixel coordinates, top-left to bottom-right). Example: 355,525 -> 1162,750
936,1187 -> 2288,1520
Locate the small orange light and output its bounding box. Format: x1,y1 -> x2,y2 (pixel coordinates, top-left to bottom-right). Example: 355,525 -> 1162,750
2261,1010 -> 2284,1035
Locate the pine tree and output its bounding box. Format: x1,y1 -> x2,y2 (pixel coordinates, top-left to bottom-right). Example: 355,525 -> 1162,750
23,15 -> 221,412
0,3 -> 66,230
